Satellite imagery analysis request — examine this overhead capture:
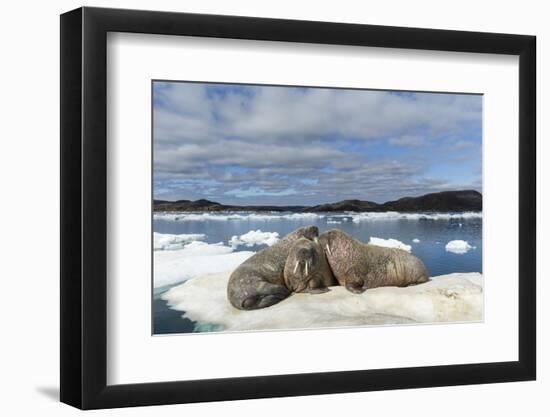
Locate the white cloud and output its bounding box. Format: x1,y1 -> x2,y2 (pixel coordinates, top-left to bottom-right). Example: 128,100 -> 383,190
153,82 -> 482,204
389,135 -> 426,147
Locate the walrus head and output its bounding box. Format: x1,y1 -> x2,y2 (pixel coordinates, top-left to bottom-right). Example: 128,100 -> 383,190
283,237 -> 327,293
285,225 -> 319,242
318,229 -> 352,257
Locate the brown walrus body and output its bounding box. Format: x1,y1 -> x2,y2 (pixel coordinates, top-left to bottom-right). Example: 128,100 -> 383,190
227,226 -> 318,310
319,229 -> 429,294
283,237 -> 337,294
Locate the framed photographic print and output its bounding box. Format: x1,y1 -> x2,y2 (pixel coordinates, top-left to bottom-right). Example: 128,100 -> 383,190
60,6 -> 536,409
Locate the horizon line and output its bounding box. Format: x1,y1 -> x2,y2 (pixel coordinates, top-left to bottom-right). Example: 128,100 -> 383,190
153,189 -> 482,206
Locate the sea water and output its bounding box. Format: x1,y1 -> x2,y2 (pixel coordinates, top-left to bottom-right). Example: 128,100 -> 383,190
153,211 -> 482,334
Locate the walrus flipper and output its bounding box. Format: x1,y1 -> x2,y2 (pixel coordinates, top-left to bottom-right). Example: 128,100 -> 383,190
344,280 -> 366,294
240,284 -> 290,310
230,279 -> 291,310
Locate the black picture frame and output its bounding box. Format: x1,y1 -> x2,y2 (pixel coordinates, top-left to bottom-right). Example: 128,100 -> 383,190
60,6 -> 536,410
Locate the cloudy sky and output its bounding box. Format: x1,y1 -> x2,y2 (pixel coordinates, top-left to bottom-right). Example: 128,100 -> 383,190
153,81 -> 482,205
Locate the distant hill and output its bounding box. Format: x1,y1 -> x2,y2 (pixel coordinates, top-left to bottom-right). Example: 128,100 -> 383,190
380,190 -> 482,212
153,199 -> 224,212
308,199 -> 379,212
153,199 -> 307,213
153,190 -> 482,213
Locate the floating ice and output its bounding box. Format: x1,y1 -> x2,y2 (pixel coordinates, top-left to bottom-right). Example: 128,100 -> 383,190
154,212 -> 241,222
327,220 -> 342,224
445,240 -> 475,254
282,213 -> 323,220
153,213 -> 181,221
154,212 -> 325,222
154,211 -> 481,222
351,211 -> 482,222
229,230 -> 280,249
412,238 -> 421,243
163,272 -> 483,332
154,241 -> 253,288
369,237 -> 412,252
153,232 -> 206,251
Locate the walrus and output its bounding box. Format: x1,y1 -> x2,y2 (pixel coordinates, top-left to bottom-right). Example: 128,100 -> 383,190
227,226 -> 319,310
283,237 -> 337,294
319,229 -> 429,294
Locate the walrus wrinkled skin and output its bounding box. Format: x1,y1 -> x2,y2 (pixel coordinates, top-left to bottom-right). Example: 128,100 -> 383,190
319,229 -> 429,294
283,237 -> 337,294
227,226 -> 319,310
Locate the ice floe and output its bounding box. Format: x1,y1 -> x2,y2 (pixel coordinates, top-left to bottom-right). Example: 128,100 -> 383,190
412,238 -> 421,243
445,240 -> 475,254
229,230 -> 280,249
154,241 -> 253,288
369,237 -> 412,252
163,272 -> 483,332
153,232 -> 205,251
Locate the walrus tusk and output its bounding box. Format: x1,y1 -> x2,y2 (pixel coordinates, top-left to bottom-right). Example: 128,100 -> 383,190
305,260 -> 309,276
325,244 -> 332,256
314,237 -> 319,243
293,261 -> 299,274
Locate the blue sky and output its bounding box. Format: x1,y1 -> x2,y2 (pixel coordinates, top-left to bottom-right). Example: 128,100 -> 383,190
153,81 -> 482,205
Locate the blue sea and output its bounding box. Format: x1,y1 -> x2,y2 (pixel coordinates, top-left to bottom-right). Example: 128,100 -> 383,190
153,211 -> 482,334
